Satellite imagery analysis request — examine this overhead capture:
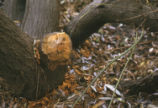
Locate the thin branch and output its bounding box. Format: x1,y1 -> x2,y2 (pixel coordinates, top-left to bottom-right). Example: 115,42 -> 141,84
107,32 -> 139,108
72,30 -> 144,108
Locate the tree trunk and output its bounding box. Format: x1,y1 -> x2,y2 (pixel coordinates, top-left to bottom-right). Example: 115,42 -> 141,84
3,0 -> 26,21
1,0 -> 158,100
21,0 -> 59,39
65,0 -> 158,47
0,10 -> 68,100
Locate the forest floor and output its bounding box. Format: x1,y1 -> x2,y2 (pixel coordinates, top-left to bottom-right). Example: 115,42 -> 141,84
1,0 -> 158,108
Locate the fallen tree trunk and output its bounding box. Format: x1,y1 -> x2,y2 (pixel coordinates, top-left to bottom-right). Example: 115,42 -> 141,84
0,10 -> 71,100
65,0 -> 158,47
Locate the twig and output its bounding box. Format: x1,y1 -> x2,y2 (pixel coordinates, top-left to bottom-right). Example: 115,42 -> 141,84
107,32 -> 140,108
72,30 -> 144,108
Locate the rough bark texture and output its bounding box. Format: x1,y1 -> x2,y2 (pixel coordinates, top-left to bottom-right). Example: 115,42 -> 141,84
120,72 -> 158,95
65,0 -> 158,47
1,0 -> 158,100
0,10 -> 67,100
21,0 -> 59,39
3,0 -> 26,21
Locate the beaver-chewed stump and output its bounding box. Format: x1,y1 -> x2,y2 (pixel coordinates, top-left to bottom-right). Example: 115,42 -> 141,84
0,10 -> 72,100
33,32 -> 72,99
40,32 -> 72,71
34,32 -> 72,98
1,0 -> 158,100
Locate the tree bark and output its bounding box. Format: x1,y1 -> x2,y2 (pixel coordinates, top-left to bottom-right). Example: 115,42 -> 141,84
3,0 -> 26,21
65,0 -> 158,47
0,10 -> 68,100
1,0 -> 158,100
21,0 -> 59,39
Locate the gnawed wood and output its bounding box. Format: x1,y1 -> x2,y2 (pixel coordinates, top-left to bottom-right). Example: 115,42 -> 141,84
34,32 -> 72,71
0,10 -> 71,100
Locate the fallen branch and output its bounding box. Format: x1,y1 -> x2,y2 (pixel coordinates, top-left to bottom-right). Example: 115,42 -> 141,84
65,0 -> 158,47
